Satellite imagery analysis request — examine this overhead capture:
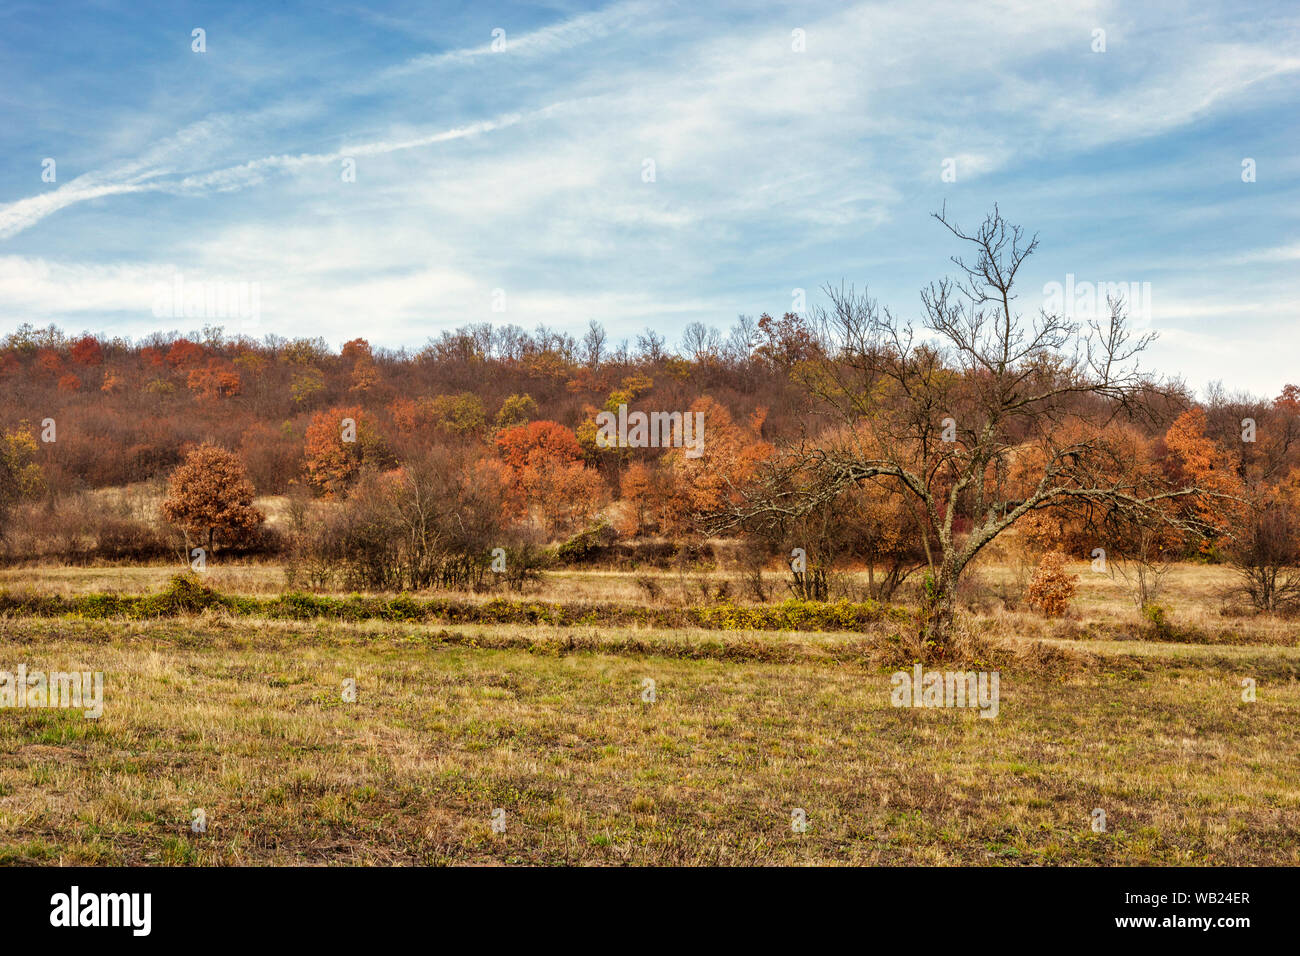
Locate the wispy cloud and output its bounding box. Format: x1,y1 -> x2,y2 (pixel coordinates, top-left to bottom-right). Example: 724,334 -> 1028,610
0,111 -> 537,238
383,0 -> 657,75
1229,243 -> 1300,264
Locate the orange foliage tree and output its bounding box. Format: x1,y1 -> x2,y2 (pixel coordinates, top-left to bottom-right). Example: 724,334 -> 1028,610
36,349 -> 62,376
1163,408 -> 1245,552
70,336 -> 103,366
660,397 -> 773,533
303,406 -> 388,498
186,360 -> 242,400
159,443 -> 265,553
495,420 -> 603,535
496,420 -> 583,469
166,339 -> 205,369
617,461 -> 659,536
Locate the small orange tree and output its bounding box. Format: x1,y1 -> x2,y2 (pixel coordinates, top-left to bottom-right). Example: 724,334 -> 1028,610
1164,407 -> 1246,554
1024,551 -> 1078,617
186,360 -> 242,400
69,335 -> 103,366
160,443 -> 265,553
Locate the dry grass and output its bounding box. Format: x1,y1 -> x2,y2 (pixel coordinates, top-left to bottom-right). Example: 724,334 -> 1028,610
2,560 -> 1292,645
0,564 -> 283,597
0,556 -> 1253,603
0,613 -> 1296,866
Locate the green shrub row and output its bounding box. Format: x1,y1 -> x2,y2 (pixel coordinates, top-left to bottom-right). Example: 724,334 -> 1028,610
0,574 -> 906,633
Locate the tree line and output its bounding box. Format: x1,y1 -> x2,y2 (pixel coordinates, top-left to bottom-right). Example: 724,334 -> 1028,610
2,208 -> 1298,648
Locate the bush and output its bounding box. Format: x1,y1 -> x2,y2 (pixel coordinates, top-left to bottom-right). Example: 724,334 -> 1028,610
1141,602 -> 1178,640
1229,501 -> 1300,613
288,448 -> 513,592
555,521 -> 618,565
0,580 -> 910,633
0,490 -> 178,565
495,543 -> 549,593
136,574 -> 223,616
1024,551 -> 1078,618
95,517 -> 170,561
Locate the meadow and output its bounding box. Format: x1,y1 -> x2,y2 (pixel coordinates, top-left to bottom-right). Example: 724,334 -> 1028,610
0,560 -> 1296,866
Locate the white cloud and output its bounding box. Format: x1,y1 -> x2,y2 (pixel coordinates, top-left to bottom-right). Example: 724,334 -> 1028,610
382,0 -> 657,75
1229,243 -> 1300,264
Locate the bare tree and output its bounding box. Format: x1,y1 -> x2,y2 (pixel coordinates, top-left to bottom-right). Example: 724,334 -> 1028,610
725,314 -> 759,365
581,320 -> 607,368
635,327 -> 667,363
1110,525 -> 1176,610
709,206 -> 1218,648
610,338 -> 630,365
1229,500 -> 1300,612
680,321 -> 722,363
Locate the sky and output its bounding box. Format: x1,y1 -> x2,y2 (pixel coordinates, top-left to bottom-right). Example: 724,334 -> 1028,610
0,0 -> 1297,396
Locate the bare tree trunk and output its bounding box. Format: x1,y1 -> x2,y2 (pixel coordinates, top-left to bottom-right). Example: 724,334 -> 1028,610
921,554 -> 960,646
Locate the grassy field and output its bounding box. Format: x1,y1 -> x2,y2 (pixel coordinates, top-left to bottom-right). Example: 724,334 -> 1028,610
1,562 -> 1297,865
1,558 -> 1293,644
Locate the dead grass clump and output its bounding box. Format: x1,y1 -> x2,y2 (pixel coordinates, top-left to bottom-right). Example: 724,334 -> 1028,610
873,614 -> 1086,678
633,575 -> 663,602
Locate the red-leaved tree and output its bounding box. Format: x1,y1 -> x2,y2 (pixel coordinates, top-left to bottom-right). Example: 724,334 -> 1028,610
160,443 -> 265,553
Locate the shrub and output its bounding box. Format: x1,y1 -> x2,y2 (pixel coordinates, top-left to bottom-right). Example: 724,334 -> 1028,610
293,448 -> 510,592
496,543 -> 549,593
555,521 -> 618,565
94,517 -> 169,561
1024,551 -> 1078,618
137,574 -> 223,616
634,574 -> 664,602
1229,501 -> 1300,613
1141,602 -> 1178,640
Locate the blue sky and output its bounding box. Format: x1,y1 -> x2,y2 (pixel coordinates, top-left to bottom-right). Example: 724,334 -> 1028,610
1,0 -> 1297,395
